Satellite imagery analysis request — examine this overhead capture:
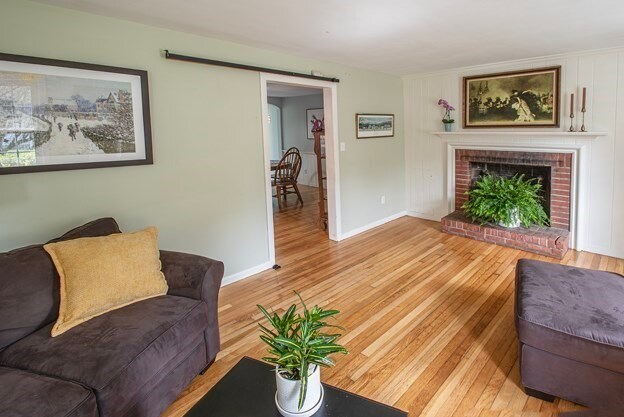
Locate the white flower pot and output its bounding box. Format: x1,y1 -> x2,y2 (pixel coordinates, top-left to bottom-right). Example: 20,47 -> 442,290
275,365 -> 323,417
498,207 -> 521,228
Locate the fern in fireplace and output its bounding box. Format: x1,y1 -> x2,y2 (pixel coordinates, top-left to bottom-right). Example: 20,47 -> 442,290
462,174 -> 550,228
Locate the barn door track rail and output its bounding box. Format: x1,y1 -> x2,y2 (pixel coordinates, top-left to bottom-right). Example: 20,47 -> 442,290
162,50 -> 340,83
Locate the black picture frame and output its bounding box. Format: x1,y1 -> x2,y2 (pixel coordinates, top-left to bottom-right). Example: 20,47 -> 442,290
0,52 -> 153,175
356,113 -> 395,139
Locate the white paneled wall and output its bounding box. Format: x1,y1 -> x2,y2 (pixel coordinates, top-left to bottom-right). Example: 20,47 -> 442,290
403,47 -> 624,258
298,151 -> 319,188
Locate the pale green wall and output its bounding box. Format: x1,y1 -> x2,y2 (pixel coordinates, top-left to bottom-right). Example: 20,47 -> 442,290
282,94 -> 323,154
0,0 -> 405,277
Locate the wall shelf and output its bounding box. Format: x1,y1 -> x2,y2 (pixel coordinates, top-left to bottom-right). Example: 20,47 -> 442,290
433,131 -> 608,138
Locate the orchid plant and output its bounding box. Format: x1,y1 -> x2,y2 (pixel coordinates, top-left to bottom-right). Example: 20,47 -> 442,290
438,99 -> 455,124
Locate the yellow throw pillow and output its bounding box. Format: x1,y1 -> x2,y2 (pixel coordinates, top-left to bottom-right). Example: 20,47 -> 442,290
44,226 -> 168,337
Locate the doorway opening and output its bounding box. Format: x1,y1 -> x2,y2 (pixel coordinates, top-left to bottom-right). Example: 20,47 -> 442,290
260,74 -> 341,267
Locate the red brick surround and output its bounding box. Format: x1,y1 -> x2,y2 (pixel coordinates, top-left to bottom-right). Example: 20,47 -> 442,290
455,149 -> 572,230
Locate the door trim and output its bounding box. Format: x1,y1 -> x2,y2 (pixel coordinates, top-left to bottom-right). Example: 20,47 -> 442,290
260,73 -> 342,265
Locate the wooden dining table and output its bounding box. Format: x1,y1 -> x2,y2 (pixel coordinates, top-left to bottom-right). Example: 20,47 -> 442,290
270,160 -> 291,171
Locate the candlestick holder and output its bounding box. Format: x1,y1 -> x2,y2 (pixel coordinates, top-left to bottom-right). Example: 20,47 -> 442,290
569,112 -> 575,132
580,107 -> 586,132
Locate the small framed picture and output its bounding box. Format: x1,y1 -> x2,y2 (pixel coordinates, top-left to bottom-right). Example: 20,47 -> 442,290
0,53 -> 152,175
356,114 -> 394,139
463,66 -> 561,128
306,108 -> 324,139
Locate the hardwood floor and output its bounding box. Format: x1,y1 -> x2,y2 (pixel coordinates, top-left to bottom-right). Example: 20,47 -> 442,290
162,184 -> 623,417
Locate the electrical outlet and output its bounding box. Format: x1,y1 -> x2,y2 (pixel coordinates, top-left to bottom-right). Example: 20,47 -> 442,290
340,142 -> 346,151
381,195 -> 386,204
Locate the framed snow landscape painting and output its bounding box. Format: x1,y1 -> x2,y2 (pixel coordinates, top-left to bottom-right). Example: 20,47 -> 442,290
356,114 -> 394,139
0,53 -> 152,174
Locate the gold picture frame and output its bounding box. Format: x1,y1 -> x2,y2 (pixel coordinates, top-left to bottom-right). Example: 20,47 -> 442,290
463,66 -> 560,128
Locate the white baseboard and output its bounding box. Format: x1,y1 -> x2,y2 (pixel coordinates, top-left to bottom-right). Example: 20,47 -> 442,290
339,211 -> 407,241
406,211 -> 442,222
582,245 -> 624,260
221,261 -> 273,287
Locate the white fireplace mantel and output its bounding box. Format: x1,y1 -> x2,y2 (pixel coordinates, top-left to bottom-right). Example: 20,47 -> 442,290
433,131 -> 608,139
434,131 -> 607,252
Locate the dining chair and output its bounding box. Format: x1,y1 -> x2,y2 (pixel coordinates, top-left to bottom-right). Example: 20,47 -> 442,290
273,147 -> 303,209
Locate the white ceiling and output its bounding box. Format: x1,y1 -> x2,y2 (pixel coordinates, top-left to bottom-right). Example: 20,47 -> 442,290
35,0 -> 624,75
267,83 -> 322,98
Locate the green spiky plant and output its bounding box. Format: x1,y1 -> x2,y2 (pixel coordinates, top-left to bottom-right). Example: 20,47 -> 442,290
462,174 -> 550,228
257,293 -> 348,410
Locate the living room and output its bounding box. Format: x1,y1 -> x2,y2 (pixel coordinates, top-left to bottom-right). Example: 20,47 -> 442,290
1,1 -> 623,417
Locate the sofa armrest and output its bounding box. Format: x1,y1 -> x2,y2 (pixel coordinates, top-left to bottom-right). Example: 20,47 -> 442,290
160,250 -> 224,302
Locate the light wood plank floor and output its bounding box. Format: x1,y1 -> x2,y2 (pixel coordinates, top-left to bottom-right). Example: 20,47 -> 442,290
163,185 -> 623,417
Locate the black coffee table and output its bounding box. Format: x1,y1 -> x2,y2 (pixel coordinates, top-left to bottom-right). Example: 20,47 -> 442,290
185,356 -> 408,417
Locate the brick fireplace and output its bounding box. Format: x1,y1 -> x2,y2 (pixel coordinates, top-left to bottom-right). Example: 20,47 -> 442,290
442,148 -> 573,258
455,149 -> 572,229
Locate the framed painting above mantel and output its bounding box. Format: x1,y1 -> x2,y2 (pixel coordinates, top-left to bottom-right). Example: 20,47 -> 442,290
0,53 -> 152,175
462,66 -> 560,129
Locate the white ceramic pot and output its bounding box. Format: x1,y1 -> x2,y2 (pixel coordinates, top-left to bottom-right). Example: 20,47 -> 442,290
275,365 -> 323,417
498,207 -> 521,228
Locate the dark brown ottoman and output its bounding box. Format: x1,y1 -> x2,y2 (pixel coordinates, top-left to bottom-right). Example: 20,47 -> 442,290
515,259 -> 624,416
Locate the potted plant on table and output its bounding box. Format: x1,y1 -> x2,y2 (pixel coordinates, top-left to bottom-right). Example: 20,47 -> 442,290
462,174 -> 549,228
438,99 -> 455,132
257,294 -> 348,417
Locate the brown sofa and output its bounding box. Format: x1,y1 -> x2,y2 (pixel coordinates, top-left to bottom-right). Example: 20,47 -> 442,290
0,218 -> 224,417
515,259 -> 624,417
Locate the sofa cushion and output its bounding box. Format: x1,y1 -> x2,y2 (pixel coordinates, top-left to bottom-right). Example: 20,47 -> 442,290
0,366 -> 98,417
0,295 -> 209,417
44,226 -> 168,337
516,259 -> 624,373
46,217 -> 121,243
0,217 -> 121,350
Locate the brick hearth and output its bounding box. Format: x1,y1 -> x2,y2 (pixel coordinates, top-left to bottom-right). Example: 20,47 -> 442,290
442,211 -> 569,259
447,149 -> 573,258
